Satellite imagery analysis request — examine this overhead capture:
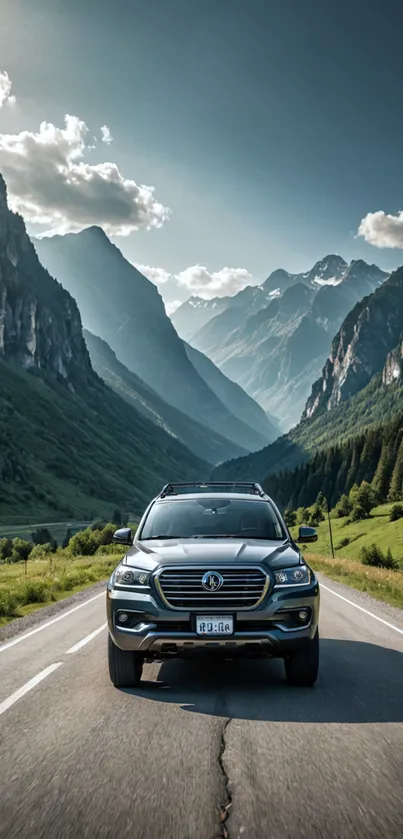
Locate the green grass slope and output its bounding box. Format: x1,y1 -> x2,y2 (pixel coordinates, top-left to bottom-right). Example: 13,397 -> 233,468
0,361 -> 209,521
298,504 -> 403,566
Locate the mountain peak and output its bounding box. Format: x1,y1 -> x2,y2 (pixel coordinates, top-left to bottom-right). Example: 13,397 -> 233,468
80,225 -> 108,237
308,254 -> 347,285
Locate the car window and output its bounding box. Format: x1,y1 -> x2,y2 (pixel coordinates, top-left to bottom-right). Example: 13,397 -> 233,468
140,498 -> 285,540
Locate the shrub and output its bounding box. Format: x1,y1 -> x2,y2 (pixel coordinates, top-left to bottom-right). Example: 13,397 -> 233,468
17,579 -> 51,605
30,543 -> 54,559
335,537 -> 350,550
390,504 -> 403,522
58,569 -> 92,591
309,506 -> 325,526
97,523 -> 115,546
284,509 -> 296,528
349,482 -> 377,516
11,537 -> 33,561
335,494 -> 352,518
0,589 -> 18,617
296,507 -> 310,525
0,537 -> 13,561
68,528 -> 99,556
351,504 -> 368,522
90,518 -> 106,532
96,543 -> 124,555
67,523 -> 115,555
360,544 -> 398,570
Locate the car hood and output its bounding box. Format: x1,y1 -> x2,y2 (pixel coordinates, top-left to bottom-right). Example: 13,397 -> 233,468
124,538 -> 301,571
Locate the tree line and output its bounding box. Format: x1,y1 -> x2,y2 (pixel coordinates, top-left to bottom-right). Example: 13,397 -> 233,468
263,413 -> 403,512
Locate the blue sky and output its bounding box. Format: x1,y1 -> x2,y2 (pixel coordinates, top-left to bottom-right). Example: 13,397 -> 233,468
1,0 -> 403,307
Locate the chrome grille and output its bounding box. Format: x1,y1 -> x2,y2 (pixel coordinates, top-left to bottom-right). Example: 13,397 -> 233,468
156,567 -> 269,610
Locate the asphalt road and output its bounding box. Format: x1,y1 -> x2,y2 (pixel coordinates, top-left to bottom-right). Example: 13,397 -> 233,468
0,577 -> 402,839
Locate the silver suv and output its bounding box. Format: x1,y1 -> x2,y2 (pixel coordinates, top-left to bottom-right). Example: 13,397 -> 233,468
106,482 -> 320,687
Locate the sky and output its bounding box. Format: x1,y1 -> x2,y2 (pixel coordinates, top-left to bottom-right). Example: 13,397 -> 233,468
1,0 -> 403,311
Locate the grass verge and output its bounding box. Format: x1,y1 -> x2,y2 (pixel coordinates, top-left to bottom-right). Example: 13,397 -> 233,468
0,554 -> 122,626
306,552 -> 403,610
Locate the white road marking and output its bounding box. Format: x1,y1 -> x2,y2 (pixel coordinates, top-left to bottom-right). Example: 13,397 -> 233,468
65,622 -> 107,654
321,584 -> 403,635
0,662 -> 62,717
0,592 -> 105,654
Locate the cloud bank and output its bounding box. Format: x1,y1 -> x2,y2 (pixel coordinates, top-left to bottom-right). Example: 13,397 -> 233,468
0,111 -> 170,235
358,210 -> 403,249
136,263 -> 253,299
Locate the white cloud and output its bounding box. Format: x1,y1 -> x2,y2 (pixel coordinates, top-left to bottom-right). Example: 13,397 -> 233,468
135,264 -> 171,284
0,70 -> 16,108
0,114 -> 170,235
136,263 -> 253,299
177,265 -> 253,297
100,124 -> 113,144
358,210 -> 403,249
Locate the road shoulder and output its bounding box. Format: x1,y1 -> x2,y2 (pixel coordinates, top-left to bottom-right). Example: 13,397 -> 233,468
0,579 -> 107,644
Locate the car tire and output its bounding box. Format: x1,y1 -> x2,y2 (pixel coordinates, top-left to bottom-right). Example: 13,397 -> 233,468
284,628 -> 319,687
108,634 -> 143,687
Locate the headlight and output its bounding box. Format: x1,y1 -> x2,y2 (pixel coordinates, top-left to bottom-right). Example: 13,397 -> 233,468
115,565 -> 150,587
274,565 -> 310,587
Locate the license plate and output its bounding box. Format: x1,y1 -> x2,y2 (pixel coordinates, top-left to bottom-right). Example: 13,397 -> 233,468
196,615 -> 234,636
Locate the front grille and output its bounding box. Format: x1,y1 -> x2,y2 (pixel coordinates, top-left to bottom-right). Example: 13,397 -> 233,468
156,567 -> 269,610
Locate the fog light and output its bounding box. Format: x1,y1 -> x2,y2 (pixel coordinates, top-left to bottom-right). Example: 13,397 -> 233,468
117,611 -> 129,624
298,610 -> 309,622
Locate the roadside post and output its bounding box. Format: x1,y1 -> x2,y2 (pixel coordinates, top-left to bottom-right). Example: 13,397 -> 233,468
327,496 -> 335,558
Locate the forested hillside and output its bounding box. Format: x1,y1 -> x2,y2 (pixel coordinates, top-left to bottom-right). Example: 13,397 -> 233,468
264,413 -> 403,511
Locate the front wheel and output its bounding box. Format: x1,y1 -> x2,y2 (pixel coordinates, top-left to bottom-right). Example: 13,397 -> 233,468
108,634 -> 143,687
284,628 -> 319,687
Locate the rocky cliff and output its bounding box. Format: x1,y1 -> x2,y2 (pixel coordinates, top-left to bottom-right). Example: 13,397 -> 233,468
304,267 -> 403,419
382,338 -> 403,386
0,174 -> 91,384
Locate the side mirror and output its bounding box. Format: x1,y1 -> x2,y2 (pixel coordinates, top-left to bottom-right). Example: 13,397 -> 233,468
113,527 -> 133,545
297,526 -> 318,544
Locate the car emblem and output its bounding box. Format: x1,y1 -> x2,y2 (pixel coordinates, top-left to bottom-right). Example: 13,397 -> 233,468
202,571 -> 224,592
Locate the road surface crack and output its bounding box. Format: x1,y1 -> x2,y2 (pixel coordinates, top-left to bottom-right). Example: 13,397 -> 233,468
218,718 -> 232,838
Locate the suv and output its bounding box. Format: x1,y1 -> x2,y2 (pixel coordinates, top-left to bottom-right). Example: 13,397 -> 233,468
106,482 -> 320,688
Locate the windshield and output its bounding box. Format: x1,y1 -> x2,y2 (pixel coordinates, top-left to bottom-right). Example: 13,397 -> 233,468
140,497 -> 285,540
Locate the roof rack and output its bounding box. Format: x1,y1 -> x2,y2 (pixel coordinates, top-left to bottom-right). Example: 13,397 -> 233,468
158,482 -> 266,499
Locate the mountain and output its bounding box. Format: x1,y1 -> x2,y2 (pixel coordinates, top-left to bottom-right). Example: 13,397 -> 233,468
0,173 -> 209,520
171,296 -> 230,342
84,330 -> 249,464
35,229 -> 273,457
182,342 -> 279,441
304,267 -> 403,419
188,255 -> 388,428
213,267 -> 403,485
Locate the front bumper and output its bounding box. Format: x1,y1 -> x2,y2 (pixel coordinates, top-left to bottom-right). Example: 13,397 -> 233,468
107,577 -> 320,658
